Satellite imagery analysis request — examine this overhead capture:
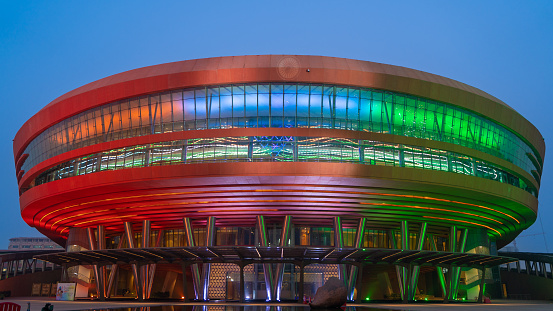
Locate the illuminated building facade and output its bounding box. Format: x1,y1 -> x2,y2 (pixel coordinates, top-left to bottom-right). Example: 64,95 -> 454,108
13,55 -> 544,301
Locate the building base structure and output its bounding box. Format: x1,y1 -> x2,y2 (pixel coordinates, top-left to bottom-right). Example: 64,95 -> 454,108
35,216 -> 513,302
12,55 -> 544,303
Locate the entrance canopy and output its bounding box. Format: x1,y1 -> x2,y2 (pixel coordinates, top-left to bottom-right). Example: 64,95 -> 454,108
35,246 -> 515,268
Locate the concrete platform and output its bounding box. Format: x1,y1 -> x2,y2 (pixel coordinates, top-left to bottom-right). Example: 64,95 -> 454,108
1,297 -> 552,311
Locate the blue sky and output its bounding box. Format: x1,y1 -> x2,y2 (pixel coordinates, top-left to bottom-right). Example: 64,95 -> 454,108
1,1 -> 552,252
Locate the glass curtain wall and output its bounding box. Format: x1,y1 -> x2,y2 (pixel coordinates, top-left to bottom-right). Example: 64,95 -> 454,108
31,137 -> 536,196
21,84 -> 540,180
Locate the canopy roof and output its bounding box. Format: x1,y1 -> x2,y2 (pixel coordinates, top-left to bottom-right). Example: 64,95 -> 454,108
34,246 -> 515,268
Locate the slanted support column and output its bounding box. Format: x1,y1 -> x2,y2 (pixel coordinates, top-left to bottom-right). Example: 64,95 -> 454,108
398,220 -> 409,301
347,217 -> 366,300
146,230 -> 163,298
124,222 -> 140,299
135,262 -> 144,301
184,218 -> 201,300
87,227 -> 104,300
446,226 -> 457,301
256,215 -> 274,301
333,216 -> 348,287
402,264 -> 412,303
450,228 -> 468,300
389,228 -> 405,300
106,235 -> 124,298
140,220 -> 151,300
444,264 -> 453,303
408,222 -> 427,301
202,216 -> 216,301
274,215 -> 292,301
97,225 -> 106,300
428,234 -> 446,298
449,227 -> 468,300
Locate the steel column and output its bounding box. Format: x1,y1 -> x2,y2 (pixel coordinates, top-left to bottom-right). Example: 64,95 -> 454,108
256,215 -> 274,301
389,228 -> 405,300
451,229 -> 468,299
184,217 -> 201,300
240,264 -> 245,302
146,230 -> 163,299
447,226 -> 457,301
140,220 -> 151,300
347,217 -> 366,300
202,216 -> 216,301
333,216 -> 348,287
106,234 -> 124,298
398,221 -> 409,301
429,234 -> 447,298
124,222 -> 140,299
87,227 -> 104,300
97,225 -> 106,300
274,215 -> 292,301
408,222 -> 427,301
444,264 -> 453,303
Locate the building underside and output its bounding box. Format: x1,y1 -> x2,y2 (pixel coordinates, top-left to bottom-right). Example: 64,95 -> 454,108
38,218 -> 514,302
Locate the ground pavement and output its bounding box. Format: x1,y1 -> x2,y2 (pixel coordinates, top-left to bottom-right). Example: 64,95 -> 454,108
2,297 -> 552,311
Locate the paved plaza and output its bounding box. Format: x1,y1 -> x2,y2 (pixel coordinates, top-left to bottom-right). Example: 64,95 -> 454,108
2,297 -> 553,311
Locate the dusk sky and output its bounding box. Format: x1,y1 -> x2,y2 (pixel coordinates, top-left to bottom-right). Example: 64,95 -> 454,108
1,1 -> 552,252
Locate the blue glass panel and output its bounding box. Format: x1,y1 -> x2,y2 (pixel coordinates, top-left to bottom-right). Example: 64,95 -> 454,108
183,97 -> 195,122
322,86 -> 333,120
195,95 -> 207,120
245,86 -> 258,117
284,92 -> 296,128
232,86 -> 244,127
335,94 -> 347,120
219,86 -> 233,120
271,85 -> 284,127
